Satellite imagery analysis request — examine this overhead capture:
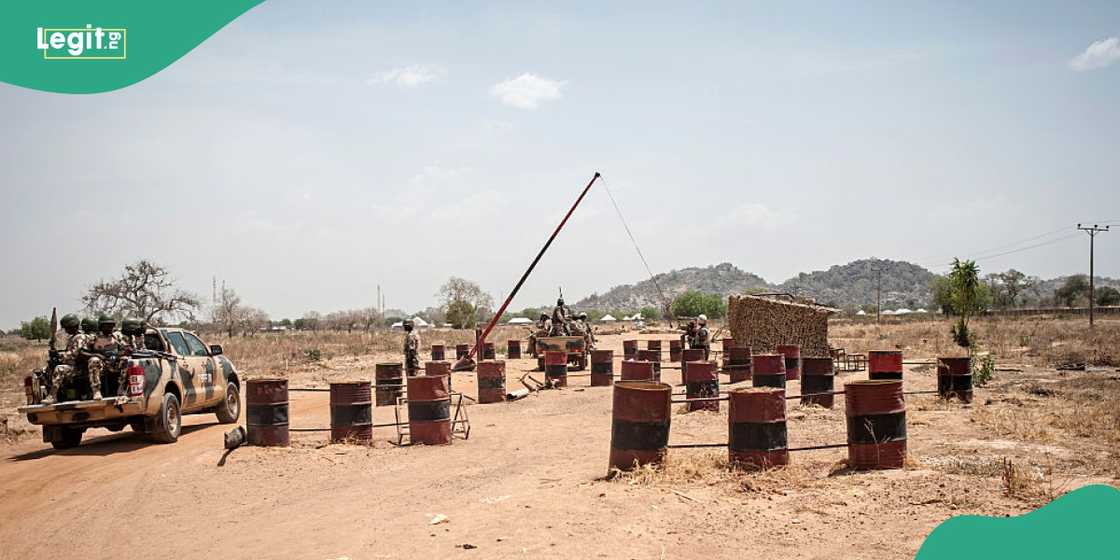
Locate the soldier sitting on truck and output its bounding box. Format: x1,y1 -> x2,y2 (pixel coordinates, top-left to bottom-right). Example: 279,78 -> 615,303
85,315 -> 127,400
574,312 -> 595,351
45,314 -> 88,404
529,313 -> 551,356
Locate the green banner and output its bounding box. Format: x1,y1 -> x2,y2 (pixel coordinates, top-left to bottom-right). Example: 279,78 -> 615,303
0,0 -> 263,94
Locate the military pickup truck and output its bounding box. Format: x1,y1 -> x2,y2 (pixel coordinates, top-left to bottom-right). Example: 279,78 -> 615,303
20,327 -> 241,450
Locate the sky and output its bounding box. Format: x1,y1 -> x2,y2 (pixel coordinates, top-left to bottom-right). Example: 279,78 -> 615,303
2,1 -> 1120,326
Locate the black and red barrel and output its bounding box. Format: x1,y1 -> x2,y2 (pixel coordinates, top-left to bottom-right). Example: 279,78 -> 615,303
407,374 -> 452,445
646,340 -> 662,354
455,344 -> 469,360
868,350 -> 903,380
427,360 -> 452,391
591,350 -> 614,387
669,339 -> 682,362
751,354 -> 786,389
246,378 -> 289,447
544,350 -> 568,387
684,361 -> 719,412
777,344 -> 801,381
937,357 -> 972,403
477,360 -> 506,404
623,340 -> 638,360
330,381 -> 373,443
800,357 -> 836,408
845,379 -> 906,470
482,341 -> 496,360
637,349 -> 661,378
507,339 -> 522,359
680,348 -> 706,385
722,337 -> 737,353
431,344 -> 446,361
725,346 -> 752,383
608,381 -> 672,472
375,362 -> 404,407
728,387 -> 788,470
620,360 -> 656,382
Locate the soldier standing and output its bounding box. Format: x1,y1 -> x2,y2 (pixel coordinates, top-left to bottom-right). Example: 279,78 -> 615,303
695,314 -> 711,360
577,312 -> 595,350
551,297 -> 571,336
86,315 -> 126,400
46,314 -> 87,404
681,318 -> 698,349
402,319 -> 420,376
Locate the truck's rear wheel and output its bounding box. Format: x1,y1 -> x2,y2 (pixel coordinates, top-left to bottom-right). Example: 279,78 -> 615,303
150,393 -> 181,444
216,382 -> 240,424
51,427 -> 84,450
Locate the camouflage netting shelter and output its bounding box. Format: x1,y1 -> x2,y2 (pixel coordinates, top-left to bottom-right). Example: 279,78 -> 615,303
727,295 -> 836,357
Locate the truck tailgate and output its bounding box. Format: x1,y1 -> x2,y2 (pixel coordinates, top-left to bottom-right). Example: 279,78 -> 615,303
19,397 -> 142,425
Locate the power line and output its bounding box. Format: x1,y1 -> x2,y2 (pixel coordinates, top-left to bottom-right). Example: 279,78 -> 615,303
600,179 -> 671,315
926,232 -> 1082,271
1078,224 -> 1110,328
917,224 -> 1075,268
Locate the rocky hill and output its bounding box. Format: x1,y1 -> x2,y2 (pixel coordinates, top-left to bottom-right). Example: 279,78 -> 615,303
575,263 -> 769,311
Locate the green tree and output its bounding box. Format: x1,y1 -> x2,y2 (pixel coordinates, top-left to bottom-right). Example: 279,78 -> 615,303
639,306 -> 661,320
445,300 -> 476,329
20,316 -> 51,341
930,275 -> 952,314
670,291 -> 727,319
437,277 -> 494,329
1096,286 -> 1120,306
947,259 -> 988,348
994,269 -> 1033,308
1055,275 -> 1090,307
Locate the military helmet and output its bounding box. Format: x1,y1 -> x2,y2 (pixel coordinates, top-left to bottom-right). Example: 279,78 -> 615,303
557,297 -> 565,306
122,317 -> 145,336
540,313 -> 549,320
403,319 -> 414,328
579,312 -> 588,320
60,314 -> 80,329
80,317 -> 97,333
97,314 -> 116,331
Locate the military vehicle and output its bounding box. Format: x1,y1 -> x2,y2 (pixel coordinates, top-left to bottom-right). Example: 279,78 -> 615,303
20,327 -> 241,449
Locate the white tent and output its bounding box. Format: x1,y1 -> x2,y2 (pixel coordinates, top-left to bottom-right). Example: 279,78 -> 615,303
390,321 -> 403,329
411,316 -> 430,327
894,308 -> 912,315
856,310 -> 867,316
915,308 -> 928,313
881,309 -> 895,316
507,317 -> 533,324
600,314 -> 617,322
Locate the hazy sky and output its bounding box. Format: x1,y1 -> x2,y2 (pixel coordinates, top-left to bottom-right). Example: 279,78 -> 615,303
3,1 -> 1119,326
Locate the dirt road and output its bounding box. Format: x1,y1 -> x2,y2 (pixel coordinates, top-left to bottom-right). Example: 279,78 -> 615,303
0,334 -> 1105,559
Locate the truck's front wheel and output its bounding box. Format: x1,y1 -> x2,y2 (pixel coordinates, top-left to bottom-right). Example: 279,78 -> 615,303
150,393 -> 182,444
50,427 -> 84,450
216,382 -> 240,424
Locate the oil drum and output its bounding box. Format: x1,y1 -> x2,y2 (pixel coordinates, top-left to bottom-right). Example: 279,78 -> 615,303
637,349 -> 661,378
590,350 -> 614,387
646,340 -> 662,353
482,341 -> 496,360
680,348 -> 706,385
669,339 -> 682,362
800,357 -> 835,408
845,379 -> 906,469
431,344 -> 446,361
751,354 -> 786,389
776,344 -> 801,381
608,381 -> 672,472
330,381 -> 372,443
725,346 -> 752,383
246,378 -> 289,447
455,344 -> 469,360
623,340 -> 638,360
374,362 -> 404,407
477,360 -> 506,404
544,350 -> 568,387
728,387 -> 788,470
684,361 -> 719,412
868,350 -> 903,380
620,360 -> 656,382
407,374 -> 452,445
507,339 -> 522,360
937,357 -> 972,403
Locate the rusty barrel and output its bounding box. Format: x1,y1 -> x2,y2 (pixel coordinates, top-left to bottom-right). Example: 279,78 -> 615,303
684,361 -> 719,412
937,357 -> 973,403
620,360 -> 656,382
455,344 -> 469,360
777,344 -> 802,381
680,348 -> 706,385
407,374 -> 452,445
647,340 -> 662,353
330,381 -> 373,443
868,350 -> 903,380
669,339 -> 682,362
374,362 -> 404,406
725,346 -> 752,383
609,381 -> 672,472
477,360 -> 506,404
637,349 -> 661,378
245,378 -> 289,447
623,340 -> 638,360
845,380 -> 906,470
728,387 -> 788,470
481,341 -> 496,360
751,354 -> 786,389
591,350 -> 614,387
800,357 -> 836,408
722,337 -> 737,352
507,339 -> 522,359
544,350 -> 568,387
431,344 -> 446,361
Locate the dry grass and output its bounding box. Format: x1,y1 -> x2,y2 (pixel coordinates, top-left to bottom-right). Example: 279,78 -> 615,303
606,450 -> 821,495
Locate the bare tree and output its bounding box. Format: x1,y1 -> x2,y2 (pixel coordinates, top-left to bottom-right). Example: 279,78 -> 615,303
211,287 -> 243,337
357,307 -> 382,331
437,277 -> 494,329
83,260 -> 200,323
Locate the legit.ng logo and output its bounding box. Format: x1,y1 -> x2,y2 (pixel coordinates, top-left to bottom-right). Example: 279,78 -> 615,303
36,25 -> 127,60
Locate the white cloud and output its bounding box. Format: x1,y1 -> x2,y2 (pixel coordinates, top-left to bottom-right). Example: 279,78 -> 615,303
369,65 -> 444,87
489,73 -> 565,109
715,203 -> 792,231
1069,37 -> 1120,71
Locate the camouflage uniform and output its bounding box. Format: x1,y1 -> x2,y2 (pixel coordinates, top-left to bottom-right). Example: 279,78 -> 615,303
402,321 -> 421,375
575,313 -> 595,350
529,314 -> 551,357
681,319 -> 698,350
49,317 -> 88,396
695,317 -> 711,361
550,298 -> 571,336
86,316 -> 126,399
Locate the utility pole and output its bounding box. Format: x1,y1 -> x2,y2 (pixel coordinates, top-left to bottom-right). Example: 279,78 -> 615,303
874,267 -> 882,325
1078,224 -> 1110,327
